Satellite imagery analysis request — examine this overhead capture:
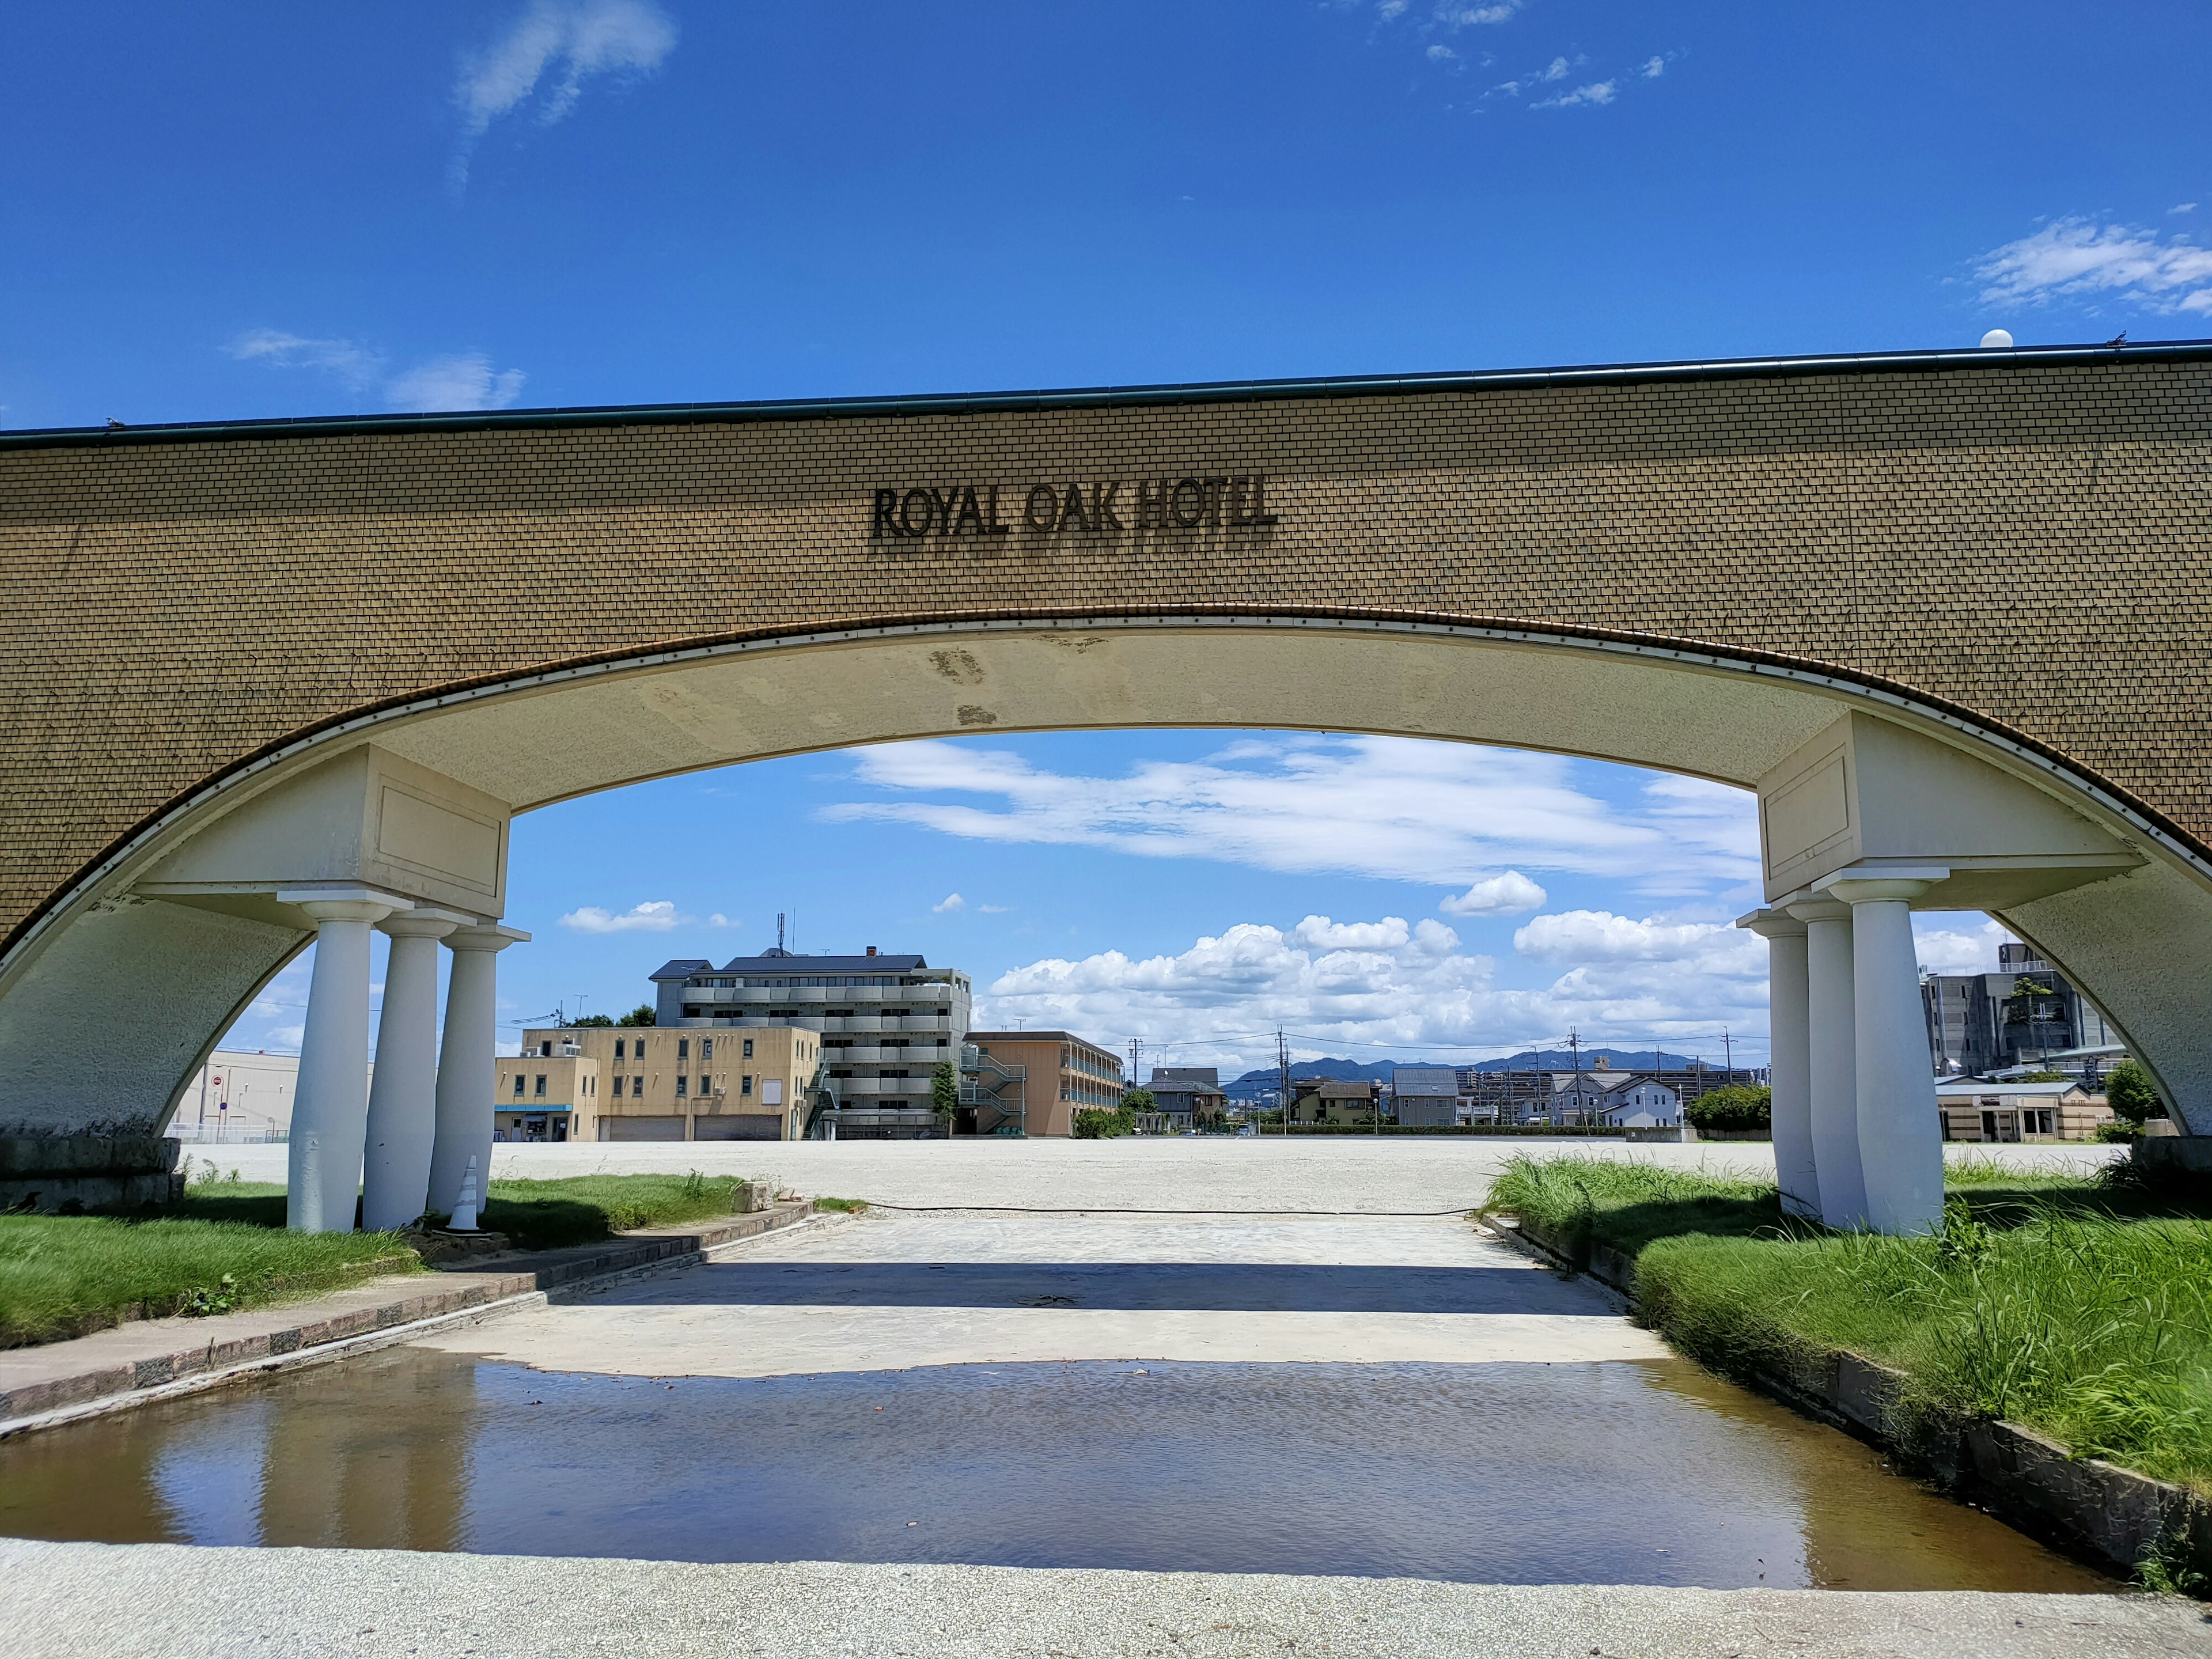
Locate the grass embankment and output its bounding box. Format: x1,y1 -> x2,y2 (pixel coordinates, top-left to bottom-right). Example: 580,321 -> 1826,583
0,1168 -> 806,1349
1487,1153 -> 2212,1497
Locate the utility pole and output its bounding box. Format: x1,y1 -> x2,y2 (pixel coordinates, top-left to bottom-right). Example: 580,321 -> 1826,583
1127,1038 -> 1143,1100
1278,1028 -> 1292,1134
1722,1026 -> 1733,1081
1569,1028 -> 1582,1128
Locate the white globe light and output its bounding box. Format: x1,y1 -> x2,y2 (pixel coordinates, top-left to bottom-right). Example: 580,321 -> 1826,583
1979,328 -> 2014,349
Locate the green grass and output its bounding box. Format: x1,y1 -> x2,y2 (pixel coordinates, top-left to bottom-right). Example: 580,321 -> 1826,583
476,1171 -> 764,1249
810,1196 -> 868,1213
1487,1153 -> 2212,1495
0,1208 -> 419,1348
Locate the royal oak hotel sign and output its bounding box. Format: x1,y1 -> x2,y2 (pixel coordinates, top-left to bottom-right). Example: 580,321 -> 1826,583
870,475 -> 1282,540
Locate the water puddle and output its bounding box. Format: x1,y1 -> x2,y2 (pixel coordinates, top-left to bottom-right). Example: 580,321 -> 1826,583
0,1349 -> 2111,1590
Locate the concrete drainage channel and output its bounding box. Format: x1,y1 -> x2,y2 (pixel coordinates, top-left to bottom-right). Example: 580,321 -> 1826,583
0,1200 -> 828,1438
1480,1209 -> 2212,1584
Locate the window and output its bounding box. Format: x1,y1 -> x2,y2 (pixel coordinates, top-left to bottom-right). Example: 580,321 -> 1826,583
677,1039 -> 690,1060
743,1038 -> 754,1059
632,1074 -> 642,1093
612,1076 -> 625,1098
697,1075 -> 710,1096
741,1075 -> 753,1096
534,1074 -> 547,1097
676,1076 -> 689,1097
615,1039 -> 626,1060
513,1075 -> 526,1098
702,1039 -> 713,1064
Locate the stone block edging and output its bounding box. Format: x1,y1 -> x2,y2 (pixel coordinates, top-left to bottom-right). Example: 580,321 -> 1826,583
0,1200 -> 816,1437
1484,1210 -> 2212,1584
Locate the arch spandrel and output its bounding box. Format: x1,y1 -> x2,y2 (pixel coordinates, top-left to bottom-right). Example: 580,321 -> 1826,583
3,344 -> 2211,1149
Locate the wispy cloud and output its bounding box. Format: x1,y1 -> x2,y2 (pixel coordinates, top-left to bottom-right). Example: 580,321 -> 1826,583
1536,78 -> 1616,108
226,330 -> 385,391
559,899 -> 728,933
229,329 -> 527,411
1975,218 -> 2212,316
933,893 -> 967,914
453,0 -> 678,186
385,353 -> 528,412
819,736 -> 1759,900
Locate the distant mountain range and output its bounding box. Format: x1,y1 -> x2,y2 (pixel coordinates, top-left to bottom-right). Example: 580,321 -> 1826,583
1218,1048 -> 1721,1101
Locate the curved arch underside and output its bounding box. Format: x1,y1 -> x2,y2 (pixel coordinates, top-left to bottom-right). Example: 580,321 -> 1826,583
6,619 -> 2212,1141
4,347 -> 2211,1139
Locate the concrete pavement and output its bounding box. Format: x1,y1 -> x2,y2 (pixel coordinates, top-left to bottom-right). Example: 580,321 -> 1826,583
4,1540 -> 2202,1658
414,1209 -> 1671,1377
181,1134 -> 2116,1213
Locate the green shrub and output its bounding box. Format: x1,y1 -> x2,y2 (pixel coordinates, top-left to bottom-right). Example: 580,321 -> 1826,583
2107,1059 -> 2162,1126
1684,1084 -> 1771,1133
1074,1106 -> 1135,1138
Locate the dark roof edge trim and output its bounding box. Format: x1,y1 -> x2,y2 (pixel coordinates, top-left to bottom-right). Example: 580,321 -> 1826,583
8,339 -> 2210,453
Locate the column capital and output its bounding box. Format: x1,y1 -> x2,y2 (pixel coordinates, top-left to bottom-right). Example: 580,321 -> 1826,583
380,909 -> 464,941
1785,896 -> 1853,925
1820,870 -> 1947,906
1736,907 -> 1806,939
447,922 -> 530,953
278,885 -> 412,927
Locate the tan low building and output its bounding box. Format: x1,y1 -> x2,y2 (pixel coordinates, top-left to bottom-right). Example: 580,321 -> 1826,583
1290,1078 -> 1381,1126
510,1025 -> 825,1141
1936,1080 -> 2113,1143
961,1031 -> 1124,1137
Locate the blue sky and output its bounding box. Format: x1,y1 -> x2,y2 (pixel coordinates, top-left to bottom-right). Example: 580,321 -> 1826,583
6,2 -> 2202,1074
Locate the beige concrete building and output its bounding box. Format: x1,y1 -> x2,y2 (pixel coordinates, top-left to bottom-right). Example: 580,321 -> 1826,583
510,1025 -> 825,1142
1936,1080 -> 2113,1143
962,1031 -> 1123,1137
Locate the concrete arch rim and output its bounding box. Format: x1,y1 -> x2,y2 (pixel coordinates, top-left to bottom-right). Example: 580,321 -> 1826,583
5,605 -> 2195,989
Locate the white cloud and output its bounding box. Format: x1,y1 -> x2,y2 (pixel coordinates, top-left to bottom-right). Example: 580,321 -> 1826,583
560,900 -> 685,933
231,330 -> 526,412
820,736 -> 1759,899
1539,55 -> 1569,80
1439,2 -> 1522,22
934,893 -> 967,913
453,0 -> 677,184
1514,910 -> 1759,969
1376,0 -> 1408,17
1537,78 -> 1616,108
384,353 -> 527,412
2171,203 -> 2198,215
1427,44 -> 1459,60
1912,915 -> 2018,975
982,908 -> 1770,1077
1975,218 -> 2212,315
226,329 -> 384,390
1440,871 -> 1547,916
267,1024 -> 305,1051
979,903 -> 1011,915
1639,55 -> 1665,77
708,913 -> 732,927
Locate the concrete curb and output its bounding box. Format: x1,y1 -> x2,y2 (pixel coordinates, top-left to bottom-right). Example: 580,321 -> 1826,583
0,1201 -> 818,1438
1481,1210 -> 2212,1584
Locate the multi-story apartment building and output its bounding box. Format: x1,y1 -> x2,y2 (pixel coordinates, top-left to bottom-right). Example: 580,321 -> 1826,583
1922,942 -> 2123,1077
507,1024 -> 824,1141
963,1030 -> 1124,1136
651,948 -> 971,1138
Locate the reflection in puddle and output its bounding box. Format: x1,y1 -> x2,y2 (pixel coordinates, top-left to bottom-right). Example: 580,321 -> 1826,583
0,1350 -> 2109,1591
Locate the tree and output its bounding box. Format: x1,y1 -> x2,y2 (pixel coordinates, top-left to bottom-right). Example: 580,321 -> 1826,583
1074,1105 -> 1135,1138
569,1013 -> 614,1028
615,1004 -> 656,1027
932,1060 -> 960,1127
1120,1087 -> 1156,1114
1685,1084 -> 1771,1133
2104,1059 -> 2162,1127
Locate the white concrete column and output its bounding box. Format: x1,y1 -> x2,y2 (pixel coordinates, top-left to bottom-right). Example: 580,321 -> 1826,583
1823,875 -> 1946,1236
282,893 -> 400,1233
1787,896 -> 1867,1231
360,912 -> 459,1232
1742,910 -> 1819,1221
427,924 -> 528,1221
